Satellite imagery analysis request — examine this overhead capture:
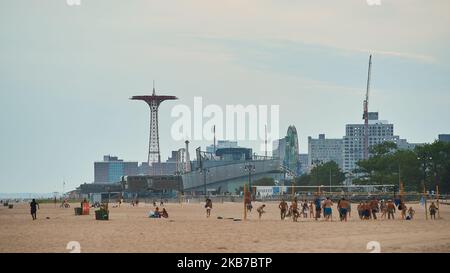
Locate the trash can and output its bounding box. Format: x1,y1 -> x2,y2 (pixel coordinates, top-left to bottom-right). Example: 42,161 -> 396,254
3,203 -> 8,207
74,207 -> 82,215
8,204 -> 13,209
95,210 -> 109,220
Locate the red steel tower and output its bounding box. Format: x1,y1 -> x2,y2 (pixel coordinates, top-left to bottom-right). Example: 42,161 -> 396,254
131,85 -> 177,167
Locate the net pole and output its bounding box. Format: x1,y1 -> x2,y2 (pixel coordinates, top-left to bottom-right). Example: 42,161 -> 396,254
243,184 -> 247,221
436,185 -> 440,219
423,183 -> 428,220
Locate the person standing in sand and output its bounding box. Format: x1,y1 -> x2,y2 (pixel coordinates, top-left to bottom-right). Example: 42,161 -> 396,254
291,199 -> 300,222
205,198 -> 212,218
399,201 -> 407,220
279,200 -> 288,220
309,201 -> 314,219
338,198 -> 350,222
30,199 -> 39,220
407,207 -> 415,220
380,200 -> 387,219
370,198 -> 379,220
257,204 -> 266,220
387,200 -> 396,220
314,195 -> 322,220
429,202 -> 438,220
323,197 -> 333,221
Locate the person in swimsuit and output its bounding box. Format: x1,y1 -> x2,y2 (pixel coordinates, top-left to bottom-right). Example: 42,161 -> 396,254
279,200 -> 288,220
291,200 -> 300,222
338,198 -> 350,222
387,200 -> 396,220
323,197 -> 333,221
429,202 -> 438,220
205,198 -> 213,218
257,204 -> 266,220
370,198 -> 379,220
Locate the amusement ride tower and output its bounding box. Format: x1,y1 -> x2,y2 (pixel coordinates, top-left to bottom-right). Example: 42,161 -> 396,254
131,84 -> 178,171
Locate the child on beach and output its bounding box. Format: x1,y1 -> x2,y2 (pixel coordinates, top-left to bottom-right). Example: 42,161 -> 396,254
257,204 -> 266,220
205,198 -> 213,218
407,207 -> 415,220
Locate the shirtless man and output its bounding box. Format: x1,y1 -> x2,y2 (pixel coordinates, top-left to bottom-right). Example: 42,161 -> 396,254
369,198 -> 379,220
399,201 -> 407,220
323,197 -> 333,221
279,200 -> 288,220
338,198 -> 350,222
429,202 -> 438,220
387,200 -> 396,220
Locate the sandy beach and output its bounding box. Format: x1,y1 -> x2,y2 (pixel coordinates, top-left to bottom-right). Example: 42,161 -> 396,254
1,201 -> 449,253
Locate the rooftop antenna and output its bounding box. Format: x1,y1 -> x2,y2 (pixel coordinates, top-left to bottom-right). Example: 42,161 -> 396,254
152,80 -> 155,95
213,125 -> 216,154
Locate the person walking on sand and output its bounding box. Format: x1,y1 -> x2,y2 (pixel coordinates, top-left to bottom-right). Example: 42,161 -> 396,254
279,199 -> 288,220
30,199 -> 39,220
205,198 -> 213,218
323,197 -> 333,221
429,202 -> 438,220
257,204 -> 266,220
387,200 -> 396,220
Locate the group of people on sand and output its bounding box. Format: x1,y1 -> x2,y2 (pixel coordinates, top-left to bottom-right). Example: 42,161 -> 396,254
275,195 -> 440,222
149,206 -> 169,218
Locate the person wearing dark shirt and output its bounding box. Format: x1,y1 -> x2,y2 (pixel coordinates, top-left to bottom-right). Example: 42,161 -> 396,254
30,199 -> 39,220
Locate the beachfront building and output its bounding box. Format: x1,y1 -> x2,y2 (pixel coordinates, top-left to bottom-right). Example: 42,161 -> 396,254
342,112 -> 415,173
94,155 -> 138,183
308,134 -> 343,170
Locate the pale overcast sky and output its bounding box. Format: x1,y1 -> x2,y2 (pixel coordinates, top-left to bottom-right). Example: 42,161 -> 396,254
1,0 -> 449,193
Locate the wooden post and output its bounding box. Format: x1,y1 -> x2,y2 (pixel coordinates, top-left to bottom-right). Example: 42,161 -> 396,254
243,184 -> 247,221
436,185 -> 440,219
423,183 -> 428,220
